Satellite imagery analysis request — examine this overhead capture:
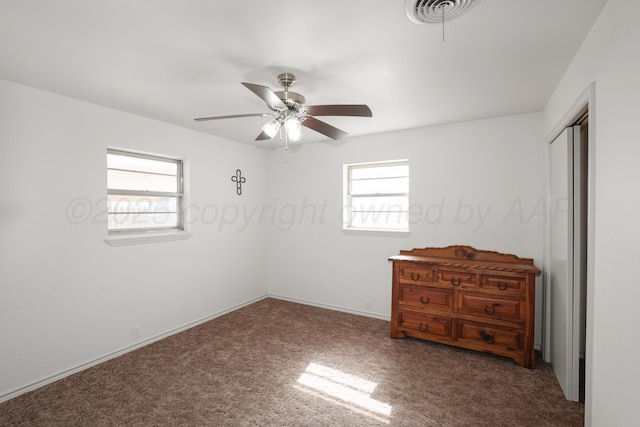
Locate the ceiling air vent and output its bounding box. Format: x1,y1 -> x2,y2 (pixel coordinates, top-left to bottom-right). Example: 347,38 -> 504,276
405,0 -> 480,25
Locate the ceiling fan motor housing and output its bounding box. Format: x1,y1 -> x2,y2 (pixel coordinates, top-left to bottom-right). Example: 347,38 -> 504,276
275,73 -> 305,109
274,90 -> 305,109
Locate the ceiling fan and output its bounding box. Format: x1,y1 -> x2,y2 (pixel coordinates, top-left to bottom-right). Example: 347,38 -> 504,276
194,73 -> 372,148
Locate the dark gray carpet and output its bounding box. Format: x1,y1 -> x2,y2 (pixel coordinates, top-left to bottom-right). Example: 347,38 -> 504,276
0,298 -> 584,426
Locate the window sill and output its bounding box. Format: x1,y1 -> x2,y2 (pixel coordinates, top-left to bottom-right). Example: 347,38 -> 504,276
105,231 -> 192,246
342,228 -> 410,237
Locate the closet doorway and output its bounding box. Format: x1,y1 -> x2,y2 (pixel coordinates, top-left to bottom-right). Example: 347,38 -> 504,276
548,113 -> 588,403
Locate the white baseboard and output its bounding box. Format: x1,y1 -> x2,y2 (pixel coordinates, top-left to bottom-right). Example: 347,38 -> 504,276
267,294 -> 391,322
0,294 -> 268,404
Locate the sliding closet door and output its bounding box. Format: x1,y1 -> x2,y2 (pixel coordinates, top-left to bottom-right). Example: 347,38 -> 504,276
549,126 -> 581,402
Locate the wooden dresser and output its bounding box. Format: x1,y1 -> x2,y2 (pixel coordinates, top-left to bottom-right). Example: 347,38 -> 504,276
389,245 -> 541,368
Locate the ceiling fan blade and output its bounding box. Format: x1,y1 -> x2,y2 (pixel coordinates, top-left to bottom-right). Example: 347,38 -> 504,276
255,130 -> 274,141
194,113 -> 273,121
301,116 -> 349,140
304,104 -> 372,117
241,82 -> 287,110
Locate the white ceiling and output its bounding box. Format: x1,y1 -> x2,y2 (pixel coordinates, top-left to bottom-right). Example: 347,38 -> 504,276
0,0 -> 608,147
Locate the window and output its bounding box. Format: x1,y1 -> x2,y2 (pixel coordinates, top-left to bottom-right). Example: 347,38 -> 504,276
343,160 -> 409,232
107,149 -> 184,235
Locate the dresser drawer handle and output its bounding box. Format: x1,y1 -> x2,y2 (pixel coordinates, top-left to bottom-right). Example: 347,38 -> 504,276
479,331 -> 495,344
497,282 -> 508,291
419,296 -> 430,305
485,305 -> 496,315
418,322 -> 429,332
410,272 -> 420,281
451,278 -> 461,286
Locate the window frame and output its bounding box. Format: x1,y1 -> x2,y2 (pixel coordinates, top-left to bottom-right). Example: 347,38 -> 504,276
106,148 -> 191,246
343,159 -> 410,235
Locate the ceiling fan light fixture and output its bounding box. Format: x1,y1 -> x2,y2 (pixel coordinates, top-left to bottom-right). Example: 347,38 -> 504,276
284,115 -> 302,141
262,118 -> 282,138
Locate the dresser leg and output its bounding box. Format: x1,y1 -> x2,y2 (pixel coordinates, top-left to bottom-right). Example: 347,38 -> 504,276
390,330 -> 405,339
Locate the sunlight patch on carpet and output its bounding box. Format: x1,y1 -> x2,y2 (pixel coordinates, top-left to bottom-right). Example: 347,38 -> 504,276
295,362 -> 392,423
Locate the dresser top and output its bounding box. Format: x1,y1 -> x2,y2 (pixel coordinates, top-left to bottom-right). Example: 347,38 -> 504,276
389,245 -> 541,274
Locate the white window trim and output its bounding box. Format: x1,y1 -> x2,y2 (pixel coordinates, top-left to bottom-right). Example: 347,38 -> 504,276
341,228 -> 410,237
343,159 -> 410,236
105,148 -> 192,246
106,230 -> 192,246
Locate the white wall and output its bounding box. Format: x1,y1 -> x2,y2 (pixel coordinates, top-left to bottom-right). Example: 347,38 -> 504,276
544,0 -> 640,425
0,79 -> 268,400
266,113 -> 545,334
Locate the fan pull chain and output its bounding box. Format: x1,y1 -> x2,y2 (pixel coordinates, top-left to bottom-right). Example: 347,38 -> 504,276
442,4 -> 445,42
281,123 -> 289,151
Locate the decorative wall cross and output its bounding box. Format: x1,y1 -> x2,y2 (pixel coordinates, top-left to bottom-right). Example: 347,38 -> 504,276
231,169 -> 246,195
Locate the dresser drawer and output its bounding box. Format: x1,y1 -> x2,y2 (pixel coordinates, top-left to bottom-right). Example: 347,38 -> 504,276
437,269 -> 476,288
397,265 -> 435,285
458,292 -> 525,322
480,274 -> 525,294
399,285 -> 453,312
398,311 -> 452,339
457,321 -> 523,352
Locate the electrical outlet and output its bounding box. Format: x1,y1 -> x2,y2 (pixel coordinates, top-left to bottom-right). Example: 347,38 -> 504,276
365,299 -> 372,310
132,326 -> 140,340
